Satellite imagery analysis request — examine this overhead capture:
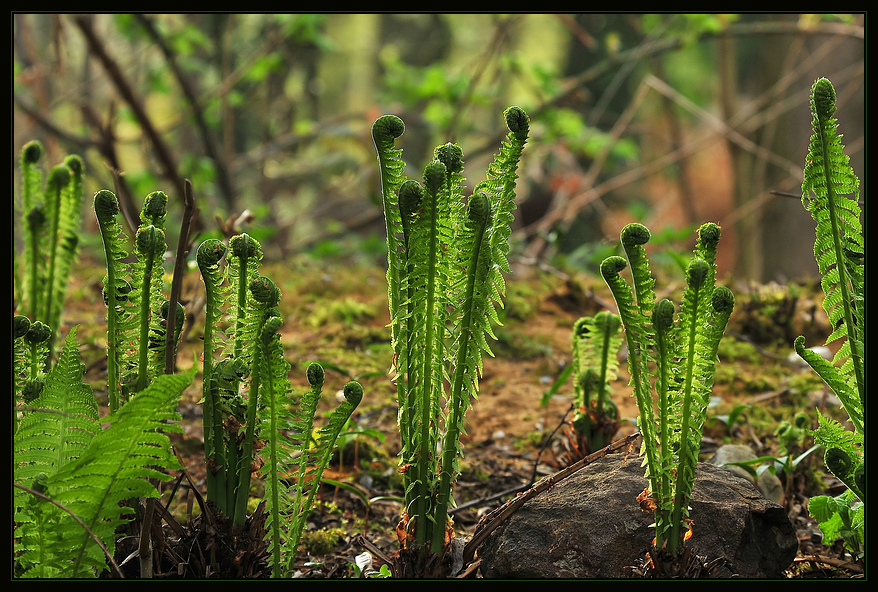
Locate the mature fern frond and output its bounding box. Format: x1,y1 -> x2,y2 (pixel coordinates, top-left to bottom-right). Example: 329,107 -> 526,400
14,329 -> 192,578
14,328 -> 100,514
44,367 -> 191,578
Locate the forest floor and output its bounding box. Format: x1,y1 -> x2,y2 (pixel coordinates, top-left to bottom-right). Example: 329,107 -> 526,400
63,244 -> 863,579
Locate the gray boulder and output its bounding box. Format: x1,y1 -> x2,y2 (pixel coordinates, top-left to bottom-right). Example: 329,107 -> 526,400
477,453 -> 798,578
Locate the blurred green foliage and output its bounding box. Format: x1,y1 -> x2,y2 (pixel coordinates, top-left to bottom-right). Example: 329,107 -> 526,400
13,14 -> 863,283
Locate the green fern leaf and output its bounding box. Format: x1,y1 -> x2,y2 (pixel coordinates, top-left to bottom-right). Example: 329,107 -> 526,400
14,328 -> 100,514
44,367 -> 191,578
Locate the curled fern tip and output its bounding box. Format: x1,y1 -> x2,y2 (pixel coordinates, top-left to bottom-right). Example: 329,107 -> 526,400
504,106 -> 530,140
343,381 -> 364,406
711,286 -> 735,314
22,140 -> 43,165
621,223 -> 650,247
812,78 -> 836,118
372,115 -> 406,146
94,190 -> 120,220
653,298 -> 676,331
435,142 -> 464,173
307,362 -> 325,388
600,256 -> 628,280
686,257 -> 709,289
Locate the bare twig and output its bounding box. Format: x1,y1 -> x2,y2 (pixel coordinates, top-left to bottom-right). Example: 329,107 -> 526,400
73,16 -> 185,203
164,179 -> 198,375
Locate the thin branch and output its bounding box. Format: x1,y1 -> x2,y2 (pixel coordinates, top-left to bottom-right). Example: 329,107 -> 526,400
164,179 -> 198,375
73,16 -> 185,202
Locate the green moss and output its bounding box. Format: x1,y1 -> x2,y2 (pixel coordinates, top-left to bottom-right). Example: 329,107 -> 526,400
301,527 -> 347,556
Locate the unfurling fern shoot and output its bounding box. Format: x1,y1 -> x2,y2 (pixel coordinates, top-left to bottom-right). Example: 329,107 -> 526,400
797,77 -> 865,557
601,222 -> 734,556
570,310 -> 623,453
375,106 -> 530,557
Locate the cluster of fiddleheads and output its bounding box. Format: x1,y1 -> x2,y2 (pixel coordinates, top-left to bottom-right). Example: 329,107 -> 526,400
196,234 -> 363,576
797,77 -> 864,557
16,141 -> 86,360
569,311 -> 623,453
95,189 -> 182,411
601,222 -> 734,556
373,106 -> 530,557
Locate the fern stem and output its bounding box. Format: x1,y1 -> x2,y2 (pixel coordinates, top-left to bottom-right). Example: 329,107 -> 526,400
414,161 -> 446,547
135,225 -> 162,394
95,191 -> 123,412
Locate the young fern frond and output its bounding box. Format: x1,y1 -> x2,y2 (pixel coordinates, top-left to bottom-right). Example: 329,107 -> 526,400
286,380 -> 363,574
377,107 -> 530,558
16,143 -> 85,361
798,78 -> 865,550
18,141 -> 45,323
46,155 -> 85,347
601,222 -> 733,556
432,191 -> 494,551
257,313 -> 295,577
800,77 -> 865,422
131,223 -> 167,394
476,106 -> 530,276
600,255 -> 663,509
261,361 -> 326,577
372,115 -> 409,356
197,238 -> 230,506
94,190 -> 130,412
233,274 -> 280,527
402,160 -> 450,546
571,311 -> 623,438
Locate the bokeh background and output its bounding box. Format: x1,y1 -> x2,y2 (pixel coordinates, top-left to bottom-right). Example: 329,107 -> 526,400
13,13 -> 865,285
